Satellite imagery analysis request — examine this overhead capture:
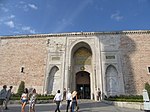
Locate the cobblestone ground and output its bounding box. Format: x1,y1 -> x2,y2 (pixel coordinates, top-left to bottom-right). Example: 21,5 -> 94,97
1,100 -> 144,112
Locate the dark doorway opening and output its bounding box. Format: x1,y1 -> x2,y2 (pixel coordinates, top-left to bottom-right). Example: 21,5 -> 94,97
76,71 -> 90,99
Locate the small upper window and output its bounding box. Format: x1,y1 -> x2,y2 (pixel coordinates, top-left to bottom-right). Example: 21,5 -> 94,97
47,39 -> 50,44
148,67 -> 150,74
21,67 -> 24,73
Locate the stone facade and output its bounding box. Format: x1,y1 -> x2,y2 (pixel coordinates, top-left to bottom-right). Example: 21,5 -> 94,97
0,37 -> 47,93
0,30 -> 150,99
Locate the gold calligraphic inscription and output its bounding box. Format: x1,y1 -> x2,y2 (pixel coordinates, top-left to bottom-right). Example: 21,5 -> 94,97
80,66 -> 85,71
74,47 -> 91,57
74,47 -> 92,65
106,55 -> 115,59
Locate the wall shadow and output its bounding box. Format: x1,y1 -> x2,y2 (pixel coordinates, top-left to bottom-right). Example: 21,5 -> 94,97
119,33 -> 137,95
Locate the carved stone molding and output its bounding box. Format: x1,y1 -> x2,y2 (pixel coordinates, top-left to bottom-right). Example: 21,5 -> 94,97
2,30 -> 149,39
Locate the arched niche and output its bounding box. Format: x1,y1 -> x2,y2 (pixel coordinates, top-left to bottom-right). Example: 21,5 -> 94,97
105,65 -> 118,96
47,66 -> 59,94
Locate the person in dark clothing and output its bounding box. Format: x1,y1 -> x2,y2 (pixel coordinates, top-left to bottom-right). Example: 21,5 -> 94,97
97,88 -> 101,101
66,89 -> 72,112
63,88 -> 66,100
4,86 -> 13,110
71,91 -> 78,112
0,85 -> 7,111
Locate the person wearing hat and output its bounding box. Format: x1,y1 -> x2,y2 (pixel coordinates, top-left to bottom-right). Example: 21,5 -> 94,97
0,85 -> 7,111
71,91 -> 78,112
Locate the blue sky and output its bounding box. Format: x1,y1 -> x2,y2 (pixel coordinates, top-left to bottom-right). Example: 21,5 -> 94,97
0,0 -> 150,36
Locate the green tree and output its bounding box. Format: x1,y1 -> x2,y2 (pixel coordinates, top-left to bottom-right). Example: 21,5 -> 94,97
17,81 -> 25,96
145,82 -> 150,97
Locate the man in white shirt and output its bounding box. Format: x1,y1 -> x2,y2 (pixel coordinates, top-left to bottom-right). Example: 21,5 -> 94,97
66,88 -> 72,112
53,90 -> 62,112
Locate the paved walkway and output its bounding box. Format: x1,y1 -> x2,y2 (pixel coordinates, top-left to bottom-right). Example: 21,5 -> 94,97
2,100 -> 144,112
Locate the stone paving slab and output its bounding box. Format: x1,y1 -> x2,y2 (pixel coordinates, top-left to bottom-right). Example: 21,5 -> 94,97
1,100 -> 144,112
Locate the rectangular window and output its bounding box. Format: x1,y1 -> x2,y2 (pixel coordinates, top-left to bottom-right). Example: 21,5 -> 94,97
148,67 -> 150,74
21,67 -> 24,73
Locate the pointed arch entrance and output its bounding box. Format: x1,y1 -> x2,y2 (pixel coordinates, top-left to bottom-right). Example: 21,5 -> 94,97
69,41 -> 94,99
76,71 -> 90,99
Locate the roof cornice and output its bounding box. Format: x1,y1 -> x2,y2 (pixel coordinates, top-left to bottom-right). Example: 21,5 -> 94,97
0,30 -> 150,39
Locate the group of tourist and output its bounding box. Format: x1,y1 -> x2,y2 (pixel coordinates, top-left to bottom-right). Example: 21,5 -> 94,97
54,88 -> 79,112
0,86 -> 79,112
0,85 -> 37,112
0,85 -> 101,112
20,88 -> 79,112
20,88 -> 37,112
53,87 -> 101,112
0,85 -> 13,111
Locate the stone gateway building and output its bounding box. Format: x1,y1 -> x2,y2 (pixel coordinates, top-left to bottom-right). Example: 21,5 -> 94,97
0,30 -> 150,100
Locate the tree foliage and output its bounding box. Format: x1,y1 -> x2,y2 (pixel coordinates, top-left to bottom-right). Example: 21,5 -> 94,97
145,82 -> 150,97
17,81 -> 25,96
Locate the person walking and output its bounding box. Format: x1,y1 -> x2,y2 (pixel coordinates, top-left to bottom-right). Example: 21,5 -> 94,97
97,88 -> 101,101
0,85 -> 7,112
4,86 -> 13,110
53,90 -> 62,112
66,89 -> 72,112
71,91 -> 78,112
29,89 -> 37,112
63,88 -> 66,100
20,88 -> 28,112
